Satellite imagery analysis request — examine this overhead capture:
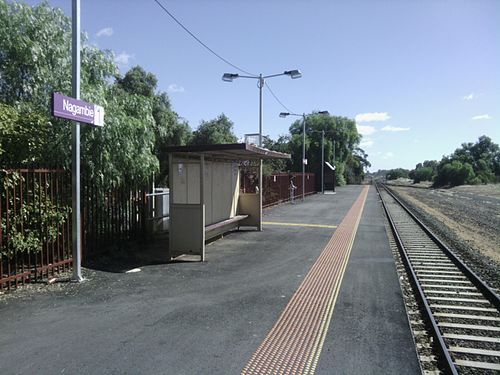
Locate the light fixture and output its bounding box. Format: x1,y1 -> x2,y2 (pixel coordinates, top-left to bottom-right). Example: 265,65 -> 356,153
284,70 -> 302,79
222,73 -> 239,82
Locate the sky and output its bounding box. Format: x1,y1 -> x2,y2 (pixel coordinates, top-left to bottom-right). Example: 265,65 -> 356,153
24,0 -> 500,171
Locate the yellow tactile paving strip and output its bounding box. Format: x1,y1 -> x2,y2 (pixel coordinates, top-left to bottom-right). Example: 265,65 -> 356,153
262,222 -> 337,229
241,186 -> 369,375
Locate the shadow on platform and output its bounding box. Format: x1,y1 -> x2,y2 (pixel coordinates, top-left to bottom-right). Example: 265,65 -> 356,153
83,235 -> 170,273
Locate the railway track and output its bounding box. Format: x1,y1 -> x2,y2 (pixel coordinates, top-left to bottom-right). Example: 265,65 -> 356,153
377,183 -> 500,374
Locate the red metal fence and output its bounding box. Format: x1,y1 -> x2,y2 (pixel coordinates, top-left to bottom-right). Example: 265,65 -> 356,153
2,167 -> 312,291
241,172 -> 316,207
0,169 -> 72,290
1,168 -> 149,291
81,177 -> 148,257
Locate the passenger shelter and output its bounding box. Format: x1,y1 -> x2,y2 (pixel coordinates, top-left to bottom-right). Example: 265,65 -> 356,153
166,143 -> 291,261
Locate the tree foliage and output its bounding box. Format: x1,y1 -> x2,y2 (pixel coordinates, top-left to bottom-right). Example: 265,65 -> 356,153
286,113 -> 364,187
0,172 -> 69,258
0,0 -> 372,191
386,168 -> 410,180
0,103 -> 52,166
117,66 -> 157,98
410,167 -> 434,183
408,136 -> 499,187
435,160 -> 475,186
0,0 -> 189,188
345,148 -> 371,184
408,160 -> 437,183
190,114 -> 238,146
0,0 -> 72,107
262,135 -> 292,175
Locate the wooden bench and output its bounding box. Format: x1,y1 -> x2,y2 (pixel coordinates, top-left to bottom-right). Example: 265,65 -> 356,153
205,214 -> 249,238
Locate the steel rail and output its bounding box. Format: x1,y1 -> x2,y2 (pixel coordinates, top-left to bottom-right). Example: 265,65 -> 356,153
376,183 -> 459,375
382,184 -> 500,309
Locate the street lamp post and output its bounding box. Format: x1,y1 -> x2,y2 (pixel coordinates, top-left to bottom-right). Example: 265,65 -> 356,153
332,139 -> 336,193
222,70 -> 302,147
302,114 -> 306,201
223,69 -> 301,229
279,111 -> 329,201
321,130 -> 324,193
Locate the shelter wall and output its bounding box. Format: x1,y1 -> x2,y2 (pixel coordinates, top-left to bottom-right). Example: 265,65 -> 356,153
171,157 -> 239,226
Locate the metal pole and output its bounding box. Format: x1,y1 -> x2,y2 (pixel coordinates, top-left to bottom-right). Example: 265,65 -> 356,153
257,74 -> 263,230
321,130 -> 324,194
333,139 -> 336,193
258,74 -> 263,147
71,0 -> 82,281
302,114 -> 306,202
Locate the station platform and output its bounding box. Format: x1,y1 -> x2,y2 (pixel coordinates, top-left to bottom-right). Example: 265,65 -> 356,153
0,185 -> 420,375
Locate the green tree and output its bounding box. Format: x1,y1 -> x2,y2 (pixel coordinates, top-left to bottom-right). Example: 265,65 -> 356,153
117,67 -> 191,184
287,113 -> 361,187
0,1 -> 194,189
435,160 -> 475,186
0,1 -> 116,111
386,168 -> 409,180
433,136 -> 499,186
409,160 -> 437,183
262,135 -> 293,175
81,86 -> 159,188
0,1 -> 71,107
0,103 -> 19,160
411,167 -> 434,183
117,65 -> 157,98
190,114 -> 237,145
345,148 -> 371,184
0,103 -> 52,166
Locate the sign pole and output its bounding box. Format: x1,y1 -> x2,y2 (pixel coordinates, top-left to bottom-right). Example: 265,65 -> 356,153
72,0 -> 82,281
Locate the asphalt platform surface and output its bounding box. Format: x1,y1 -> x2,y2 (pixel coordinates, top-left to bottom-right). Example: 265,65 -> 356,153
0,185 -> 419,375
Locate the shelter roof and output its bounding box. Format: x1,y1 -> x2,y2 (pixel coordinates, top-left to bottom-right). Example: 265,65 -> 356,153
166,143 -> 291,160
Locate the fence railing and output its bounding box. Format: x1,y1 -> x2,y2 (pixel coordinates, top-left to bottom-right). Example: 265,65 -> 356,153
241,172 -> 316,207
81,177 -> 149,258
2,168 -> 313,291
0,169 -> 72,291
1,168 -> 149,291
263,173 -> 316,207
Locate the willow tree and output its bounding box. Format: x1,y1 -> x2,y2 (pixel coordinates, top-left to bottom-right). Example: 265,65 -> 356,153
0,0 -> 188,189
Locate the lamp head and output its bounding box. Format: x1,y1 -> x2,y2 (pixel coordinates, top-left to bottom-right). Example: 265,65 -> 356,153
318,111 -> 330,116
284,69 -> 302,79
222,73 -> 239,82
279,112 -> 290,118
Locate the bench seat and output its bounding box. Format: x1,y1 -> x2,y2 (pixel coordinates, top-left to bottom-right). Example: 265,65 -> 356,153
205,215 -> 249,234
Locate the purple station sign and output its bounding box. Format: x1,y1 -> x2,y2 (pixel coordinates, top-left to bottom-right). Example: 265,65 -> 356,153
51,92 -> 104,126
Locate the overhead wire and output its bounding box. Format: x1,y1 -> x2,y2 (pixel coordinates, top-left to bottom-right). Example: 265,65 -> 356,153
265,82 -> 294,113
153,0 -> 296,115
153,0 -> 255,76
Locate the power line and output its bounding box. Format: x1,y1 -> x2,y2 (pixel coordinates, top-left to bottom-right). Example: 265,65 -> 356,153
153,0 -> 255,76
153,0 -> 296,117
265,82 -> 294,113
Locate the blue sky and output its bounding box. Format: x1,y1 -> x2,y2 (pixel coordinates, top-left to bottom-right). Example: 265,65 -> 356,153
25,0 -> 499,171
